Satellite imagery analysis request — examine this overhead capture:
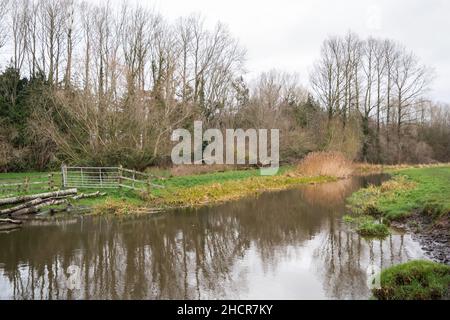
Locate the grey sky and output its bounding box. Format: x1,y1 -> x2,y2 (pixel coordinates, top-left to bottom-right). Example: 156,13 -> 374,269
150,0 -> 449,103
2,0 -> 448,102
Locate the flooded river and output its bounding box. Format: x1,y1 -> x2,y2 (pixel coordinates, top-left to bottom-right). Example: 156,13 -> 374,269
0,175 -> 426,299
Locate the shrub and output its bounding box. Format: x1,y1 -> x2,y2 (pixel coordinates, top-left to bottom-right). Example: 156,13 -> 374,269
296,151 -> 354,178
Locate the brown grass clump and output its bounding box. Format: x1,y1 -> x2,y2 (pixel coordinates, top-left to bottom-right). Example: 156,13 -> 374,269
296,151 -> 354,178
92,199 -> 139,215
379,175 -> 416,193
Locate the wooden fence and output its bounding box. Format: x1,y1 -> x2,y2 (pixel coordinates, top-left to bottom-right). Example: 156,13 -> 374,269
0,166 -> 163,195
62,166 -> 163,191
0,173 -> 59,195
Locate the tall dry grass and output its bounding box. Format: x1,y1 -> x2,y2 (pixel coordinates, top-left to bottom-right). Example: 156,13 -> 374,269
296,151 -> 354,178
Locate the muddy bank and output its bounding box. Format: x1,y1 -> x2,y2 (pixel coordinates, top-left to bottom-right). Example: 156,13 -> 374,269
393,213 -> 450,265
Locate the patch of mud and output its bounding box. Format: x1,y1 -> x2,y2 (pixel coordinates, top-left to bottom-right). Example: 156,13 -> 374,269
392,212 -> 450,265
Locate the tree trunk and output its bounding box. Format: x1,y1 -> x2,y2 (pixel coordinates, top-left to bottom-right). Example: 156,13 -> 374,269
0,198 -> 44,215
10,199 -> 68,217
0,189 -> 77,206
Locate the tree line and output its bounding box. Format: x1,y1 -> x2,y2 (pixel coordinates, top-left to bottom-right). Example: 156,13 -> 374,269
0,0 -> 449,172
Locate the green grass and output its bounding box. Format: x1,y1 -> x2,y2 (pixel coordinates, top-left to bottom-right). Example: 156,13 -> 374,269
0,171 -> 61,195
0,170 -> 145,209
152,168 -> 261,193
73,189 -> 144,207
150,174 -> 333,207
345,166 -> 450,237
1,165 -> 325,213
343,215 -> 390,238
149,166 -> 292,196
348,167 -> 450,220
373,260 -> 450,300
379,167 -> 450,220
357,220 -> 390,238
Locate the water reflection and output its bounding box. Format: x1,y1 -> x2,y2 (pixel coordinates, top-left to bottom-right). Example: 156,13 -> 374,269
0,175 -> 425,300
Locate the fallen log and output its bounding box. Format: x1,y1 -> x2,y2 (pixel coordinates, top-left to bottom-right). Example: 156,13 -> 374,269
0,198 -> 44,216
72,191 -> 106,200
0,218 -> 22,225
11,199 -> 68,217
0,189 -> 77,206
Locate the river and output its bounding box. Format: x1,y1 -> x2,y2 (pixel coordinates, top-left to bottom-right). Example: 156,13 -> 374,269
0,175 -> 426,299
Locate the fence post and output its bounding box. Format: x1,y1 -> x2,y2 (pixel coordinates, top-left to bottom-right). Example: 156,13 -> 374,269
147,178 -> 151,194
99,168 -> 103,187
62,164 -> 67,189
24,177 -> 29,193
81,168 -> 84,187
118,165 -> 123,190
48,173 -> 54,190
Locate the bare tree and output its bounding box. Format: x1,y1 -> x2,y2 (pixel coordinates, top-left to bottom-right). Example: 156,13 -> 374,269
359,38 -> 376,160
0,0 -> 9,49
392,49 -> 432,162
79,1 -> 92,92
311,37 -> 342,121
11,0 -> 28,72
25,0 -> 40,77
38,0 -> 67,84
383,39 -> 398,145
63,0 -> 75,88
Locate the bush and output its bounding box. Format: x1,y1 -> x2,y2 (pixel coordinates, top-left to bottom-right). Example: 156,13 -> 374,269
296,151 -> 354,178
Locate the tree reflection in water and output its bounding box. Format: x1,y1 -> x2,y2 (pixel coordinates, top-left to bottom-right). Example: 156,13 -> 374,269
0,175 -> 425,299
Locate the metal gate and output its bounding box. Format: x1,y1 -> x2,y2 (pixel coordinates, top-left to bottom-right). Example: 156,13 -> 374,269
61,166 -> 163,191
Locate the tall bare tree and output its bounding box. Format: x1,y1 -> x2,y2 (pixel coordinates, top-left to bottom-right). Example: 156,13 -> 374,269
392,49 -> 432,162
0,0 -> 9,50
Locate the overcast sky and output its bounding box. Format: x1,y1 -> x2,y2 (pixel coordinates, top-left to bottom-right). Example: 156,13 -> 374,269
2,0 -> 448,102
146,0 -> 449,103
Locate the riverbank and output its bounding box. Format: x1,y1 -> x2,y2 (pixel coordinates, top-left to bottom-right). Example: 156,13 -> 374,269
3,163 -> 449,219
346,166 -> 450,264
0,166 -> 336,217
93,167 -> 335,214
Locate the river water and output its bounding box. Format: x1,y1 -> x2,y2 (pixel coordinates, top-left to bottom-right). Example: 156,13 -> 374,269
0,175 -> 426,300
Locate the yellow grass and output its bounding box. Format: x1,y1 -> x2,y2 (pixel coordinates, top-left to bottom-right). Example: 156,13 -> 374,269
296,151 -> 354,178
148,175 -> 334,208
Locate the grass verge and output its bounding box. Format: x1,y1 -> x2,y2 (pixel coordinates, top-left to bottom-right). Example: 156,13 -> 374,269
373,260 -> 450,300
149,174 -> 334,207
93,168 -> 334,212
345,166 -> 450,237
0,166 -> 333,214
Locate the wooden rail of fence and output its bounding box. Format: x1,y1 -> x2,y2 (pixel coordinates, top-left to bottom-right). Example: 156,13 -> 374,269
1,166 -> 163,195
0,173 -> 59,194
62,165 -> 163,191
